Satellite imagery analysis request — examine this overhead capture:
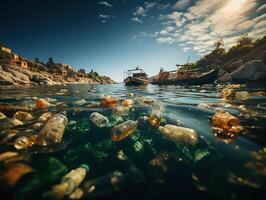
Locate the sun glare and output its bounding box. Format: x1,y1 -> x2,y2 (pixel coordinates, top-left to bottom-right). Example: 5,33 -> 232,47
223,0 -> 247,13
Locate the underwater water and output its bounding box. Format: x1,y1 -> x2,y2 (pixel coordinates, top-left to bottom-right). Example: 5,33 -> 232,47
0,83 -> 266,200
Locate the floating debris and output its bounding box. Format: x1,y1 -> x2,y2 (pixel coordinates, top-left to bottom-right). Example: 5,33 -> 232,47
89,112 -> 109,128
110,120 -> 138,141
35,99 -> 50,109
158,124 -> 199,146
13,111 -> 33,122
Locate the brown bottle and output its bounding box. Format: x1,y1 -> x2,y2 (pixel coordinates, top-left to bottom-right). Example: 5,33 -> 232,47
110,120 -> 138,141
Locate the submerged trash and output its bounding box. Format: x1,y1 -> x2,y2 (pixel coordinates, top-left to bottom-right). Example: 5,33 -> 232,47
0,163 -> 34,189
211,110 -> 242,133
101,96 -> 117,107
36,111 -> 68,146
148,102 -> 165,127
38,112 -> 52,122
82,170 -> 125,198
110,120 -> 138,141
36,99 -> 50,109
0,111 -> 7,120
158,124 -> 199,146
13,111 -> 33,122
14,135 -> 37,149
89,112 -> 109,128
122,99 -> 134,107
235,91 -> 250,100
50,164 -> 89,200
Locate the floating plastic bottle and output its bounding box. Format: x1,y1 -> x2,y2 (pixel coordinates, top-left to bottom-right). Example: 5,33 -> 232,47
82,170 -> 125,198
36,111 -> 68,146
35,99 -> 50,109
89,112 -> 109,128
158,124 -> 199,146
211,111 -> 240,131
235,91 -> 250,100
101,96 -> 117,107
13,111 -> 33,122
110,120 -> 138,141
122,99 -> 134,107
148,101 -> 165,127
38,112 -> 52,122
50,164 -> 89,200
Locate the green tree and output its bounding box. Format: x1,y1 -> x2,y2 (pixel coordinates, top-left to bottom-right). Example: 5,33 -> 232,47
34,57 -> 40,63
159,67 -> 164,73
237,33 -> 252,46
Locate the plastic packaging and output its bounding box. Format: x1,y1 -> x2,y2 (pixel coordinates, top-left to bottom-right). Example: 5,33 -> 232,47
89,112 -> 109,128
36,111 -> 68,146
235,91 -> 250,100
110,120 -> 138,141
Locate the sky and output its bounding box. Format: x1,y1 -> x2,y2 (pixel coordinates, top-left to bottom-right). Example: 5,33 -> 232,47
0,0 -> 266,82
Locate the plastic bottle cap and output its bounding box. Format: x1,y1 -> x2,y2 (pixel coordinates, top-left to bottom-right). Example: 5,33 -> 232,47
80,164 -> 90,171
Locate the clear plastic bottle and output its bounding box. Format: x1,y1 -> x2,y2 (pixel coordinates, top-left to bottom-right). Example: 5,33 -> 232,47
158,124 -> 199,146
110,120 -> 138,141
36,111 -> 68,146
51,164 -> 90,200
89,112 -> 109,128
148,101 -> 165,127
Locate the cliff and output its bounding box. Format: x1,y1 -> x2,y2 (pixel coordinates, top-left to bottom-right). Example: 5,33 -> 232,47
0,45 -> 115,85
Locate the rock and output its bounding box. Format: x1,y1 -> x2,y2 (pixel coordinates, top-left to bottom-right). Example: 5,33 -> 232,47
230,60 -> 266,82
225,60 -> 244,72
217,73 -> 232,83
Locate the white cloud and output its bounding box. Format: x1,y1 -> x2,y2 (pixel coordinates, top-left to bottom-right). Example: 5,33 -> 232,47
182,46 -> 191,52
173,0 -> 191,10
144,2 -> 157,10
98,1 -> 113,7
131,17 -> 143,23
155,0 -> 265,56
134,6 -> 146,17
157,3 -> 170,10
256,3 -> 266,13
99,14 -> 110,19
156,37 -> 176,44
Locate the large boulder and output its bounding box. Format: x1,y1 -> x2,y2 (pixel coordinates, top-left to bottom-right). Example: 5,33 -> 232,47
217,73 -> 232,83
225,60 -> 243,72
230,60 -> 266,82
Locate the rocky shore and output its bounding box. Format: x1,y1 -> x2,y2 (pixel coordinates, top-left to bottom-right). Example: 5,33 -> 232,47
0,64 -> 115,86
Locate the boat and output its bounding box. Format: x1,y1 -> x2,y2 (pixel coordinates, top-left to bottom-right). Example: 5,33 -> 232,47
151,68 -> 218,85
124,67 -> 149,86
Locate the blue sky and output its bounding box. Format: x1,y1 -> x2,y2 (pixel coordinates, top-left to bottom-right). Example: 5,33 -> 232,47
0,0 -> 266,82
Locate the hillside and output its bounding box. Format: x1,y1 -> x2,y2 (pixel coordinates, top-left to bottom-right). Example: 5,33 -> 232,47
0,45 -> 115,85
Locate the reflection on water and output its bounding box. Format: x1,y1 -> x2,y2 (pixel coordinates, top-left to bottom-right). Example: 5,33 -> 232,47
0,83 -> 266,200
